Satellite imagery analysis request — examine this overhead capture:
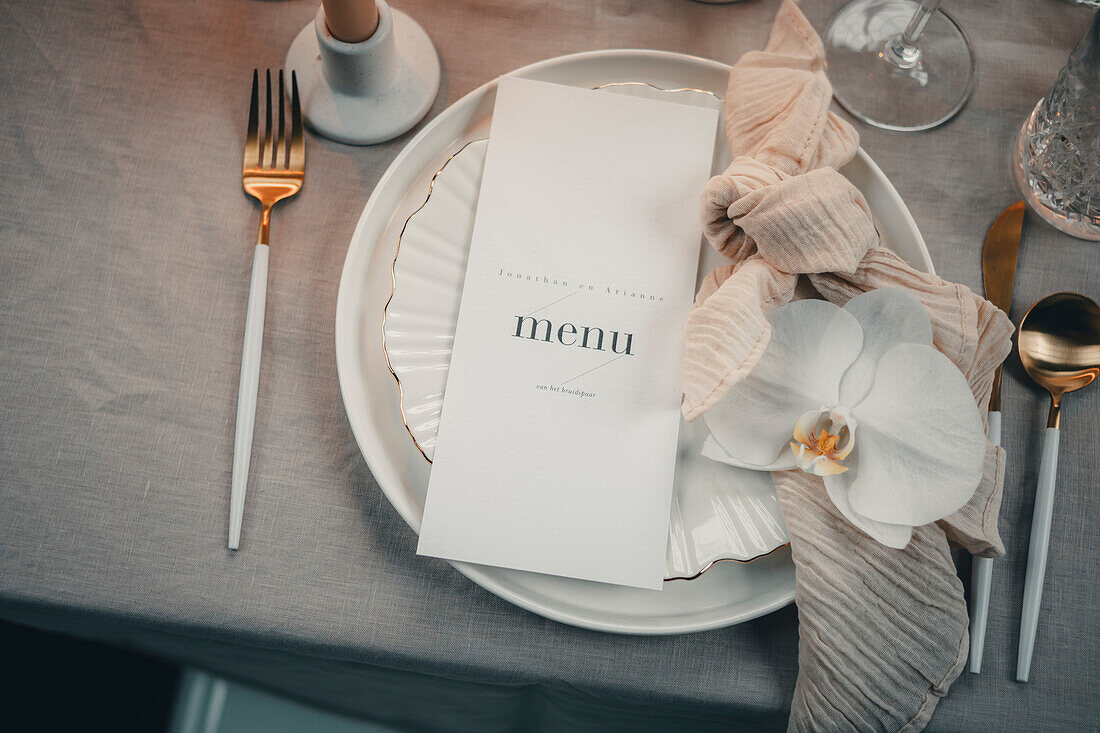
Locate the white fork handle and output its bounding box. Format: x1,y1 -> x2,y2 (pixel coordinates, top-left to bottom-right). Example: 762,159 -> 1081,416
968,410 -> 1000,674
229,244 -> 269,551
1017,426 -> 1060,683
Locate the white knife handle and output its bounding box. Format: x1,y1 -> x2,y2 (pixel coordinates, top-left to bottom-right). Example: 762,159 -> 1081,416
1017,426 -> 1060,683
987,409 -> 1002,448
229,244 -> 269,550
968,411 -> 1000,674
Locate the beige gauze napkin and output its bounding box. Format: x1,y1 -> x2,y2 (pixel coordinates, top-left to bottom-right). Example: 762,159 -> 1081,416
683,2 -> 1014,731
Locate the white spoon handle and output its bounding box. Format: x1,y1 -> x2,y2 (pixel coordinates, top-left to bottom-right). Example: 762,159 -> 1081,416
229,244 -> 269,551
1017,426 -> 1060,683
968,410 -> 1000,674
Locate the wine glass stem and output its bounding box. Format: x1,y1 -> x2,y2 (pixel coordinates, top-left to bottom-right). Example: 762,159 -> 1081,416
884,0 -> 942,69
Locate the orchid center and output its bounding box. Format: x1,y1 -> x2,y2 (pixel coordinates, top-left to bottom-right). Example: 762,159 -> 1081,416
790,407 -> 856,477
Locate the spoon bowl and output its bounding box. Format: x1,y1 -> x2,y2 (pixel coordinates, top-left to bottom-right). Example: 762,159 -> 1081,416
1018,292 -> 1100,426
1014,291 -> 1100,683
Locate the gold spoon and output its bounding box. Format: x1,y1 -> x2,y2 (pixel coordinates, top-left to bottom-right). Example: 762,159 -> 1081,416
1016,292 -> 1100,683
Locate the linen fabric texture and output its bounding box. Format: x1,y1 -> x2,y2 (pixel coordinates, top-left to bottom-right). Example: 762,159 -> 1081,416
4,0 -> 1095,731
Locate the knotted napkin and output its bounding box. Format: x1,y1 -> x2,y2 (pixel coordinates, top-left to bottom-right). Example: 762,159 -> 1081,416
683,2 -> 1013,730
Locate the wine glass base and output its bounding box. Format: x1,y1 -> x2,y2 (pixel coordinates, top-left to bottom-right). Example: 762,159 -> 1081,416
824,0 -> 976,132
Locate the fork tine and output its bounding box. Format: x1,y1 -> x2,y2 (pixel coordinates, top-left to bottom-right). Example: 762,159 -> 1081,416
277,69 -> 286,168
244,69 -> 259,169
263,69 -> 273,168
288,70 -> 305,172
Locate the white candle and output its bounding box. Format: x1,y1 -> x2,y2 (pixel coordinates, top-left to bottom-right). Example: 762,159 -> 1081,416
322,0 -> 379,43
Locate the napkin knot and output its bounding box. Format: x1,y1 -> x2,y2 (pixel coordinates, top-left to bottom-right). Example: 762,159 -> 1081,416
683,0 -> 877,421
702,161 -> 876,274
700,0 -> 874,277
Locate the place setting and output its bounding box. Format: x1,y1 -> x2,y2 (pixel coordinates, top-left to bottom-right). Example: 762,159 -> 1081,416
228,0 -> 1099,728
5,0 -> 1100,730
329,2 -> 946,636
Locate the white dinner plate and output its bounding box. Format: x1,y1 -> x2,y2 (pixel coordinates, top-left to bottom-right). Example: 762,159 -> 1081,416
335,49 -> 933,634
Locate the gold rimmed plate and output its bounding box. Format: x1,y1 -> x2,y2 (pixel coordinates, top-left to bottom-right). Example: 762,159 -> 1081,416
336,50 -> 933,634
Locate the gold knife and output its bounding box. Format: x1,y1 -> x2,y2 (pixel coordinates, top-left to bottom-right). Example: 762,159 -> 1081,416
969,200 -> 1025,674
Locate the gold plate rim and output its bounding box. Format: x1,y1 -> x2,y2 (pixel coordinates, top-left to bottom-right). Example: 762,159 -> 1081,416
381,138 -> 483,465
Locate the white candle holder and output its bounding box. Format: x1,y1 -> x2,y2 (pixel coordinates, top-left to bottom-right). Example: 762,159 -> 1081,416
285,0 -> 440,145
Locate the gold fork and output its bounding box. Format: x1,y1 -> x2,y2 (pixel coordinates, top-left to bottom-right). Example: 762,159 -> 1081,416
229,69 -> 305,551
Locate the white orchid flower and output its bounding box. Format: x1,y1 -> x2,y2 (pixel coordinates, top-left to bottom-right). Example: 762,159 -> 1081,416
701,288 -> 986,549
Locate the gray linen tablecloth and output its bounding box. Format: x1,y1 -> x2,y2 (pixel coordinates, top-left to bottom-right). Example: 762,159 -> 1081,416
1,1 -> 1097,730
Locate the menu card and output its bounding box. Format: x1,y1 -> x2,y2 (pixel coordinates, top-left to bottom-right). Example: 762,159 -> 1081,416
417,77 -> 718,590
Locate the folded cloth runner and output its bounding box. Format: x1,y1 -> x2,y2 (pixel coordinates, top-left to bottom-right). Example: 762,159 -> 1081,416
682,2 -> 1013,731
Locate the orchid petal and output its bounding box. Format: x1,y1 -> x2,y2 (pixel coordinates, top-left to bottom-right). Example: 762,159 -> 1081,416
824,473 -> 913,549
841,343 -> 986,526
839,288 -> 934,406
702,434 -> 797,471
703,300 -> 863,467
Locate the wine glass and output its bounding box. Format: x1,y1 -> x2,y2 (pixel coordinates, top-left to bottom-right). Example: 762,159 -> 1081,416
824,0 -> 976,131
